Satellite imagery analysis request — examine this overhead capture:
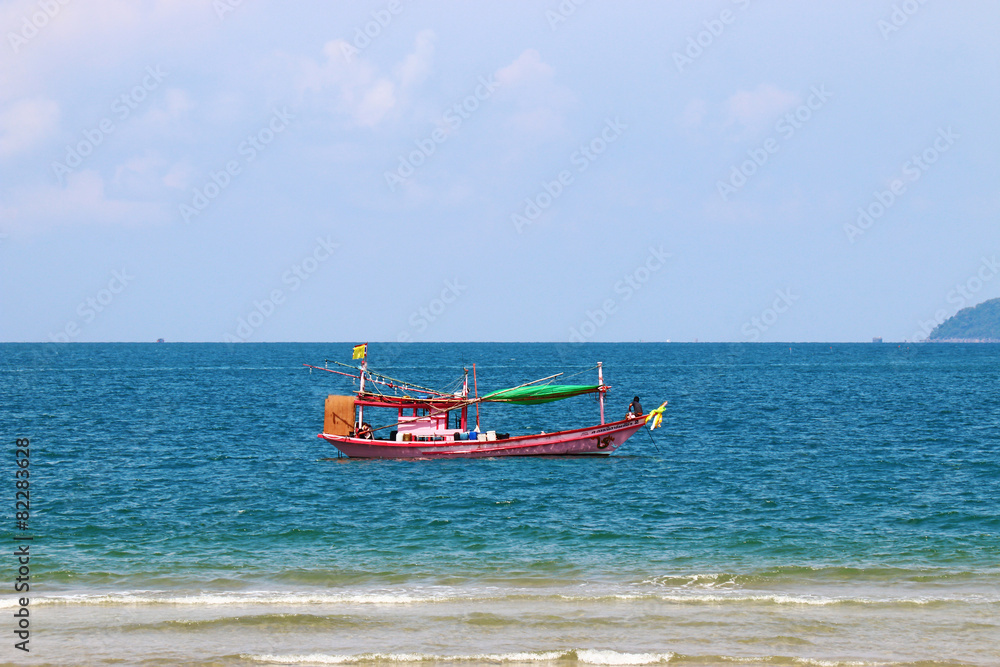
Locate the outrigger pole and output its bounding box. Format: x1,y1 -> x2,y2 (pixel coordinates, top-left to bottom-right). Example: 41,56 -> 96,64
302,364 -> 360,380
306,362 -> 449,397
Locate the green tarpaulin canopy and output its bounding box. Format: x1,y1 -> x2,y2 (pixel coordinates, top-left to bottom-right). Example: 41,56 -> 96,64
482,384 -> 599,405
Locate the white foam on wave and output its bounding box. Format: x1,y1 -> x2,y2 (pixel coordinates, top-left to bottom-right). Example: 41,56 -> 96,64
6,587 -> 994,610
669,658 -> 884,667
0,590 -> 455,608
640,573 -> 739,590
575,649 -> 674,665
244,650 -> 673,665
556,591 -> 994,607
242,655 -> 906,667
699,660 -> 879,667
245,652 -> 565,664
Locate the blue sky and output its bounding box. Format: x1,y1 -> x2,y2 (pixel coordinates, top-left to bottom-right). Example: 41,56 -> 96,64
1,1 -> 998,342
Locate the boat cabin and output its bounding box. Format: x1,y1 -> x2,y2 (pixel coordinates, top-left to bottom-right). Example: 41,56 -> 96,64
325,392 -> 473,442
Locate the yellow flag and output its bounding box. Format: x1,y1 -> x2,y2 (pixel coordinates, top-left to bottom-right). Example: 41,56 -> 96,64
352,343 -> 367,360
647,401 -> 668,430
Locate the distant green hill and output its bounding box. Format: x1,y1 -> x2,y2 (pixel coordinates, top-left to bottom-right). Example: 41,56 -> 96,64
928,297 -> 1000,341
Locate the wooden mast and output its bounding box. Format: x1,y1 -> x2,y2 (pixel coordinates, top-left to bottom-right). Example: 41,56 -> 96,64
461,368 -> 469,430
473,363 -> 480,431
598,361 -> 605,425
358,355 -> 367,429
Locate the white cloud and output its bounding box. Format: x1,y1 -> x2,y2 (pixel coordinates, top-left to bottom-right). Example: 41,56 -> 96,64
496,48 -> 555,88
494,48 -> 575,137
161,161 -> 193,190
395,29 -> 435,89
3,170 -> 169,232
1,1 -> 205,58
286,30 -> 437,128
143,88 -> 195,125
0,98 -> 59,157
353,80 -> 397,127
723,83 -> 800,138
678,98 -> 708,130
111,151 -> 174,197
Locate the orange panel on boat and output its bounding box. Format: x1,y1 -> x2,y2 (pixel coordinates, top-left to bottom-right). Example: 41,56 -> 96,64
324,395 -> 356,436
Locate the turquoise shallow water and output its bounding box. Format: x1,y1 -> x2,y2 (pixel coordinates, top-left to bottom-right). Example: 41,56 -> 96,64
2,342 -> 999,665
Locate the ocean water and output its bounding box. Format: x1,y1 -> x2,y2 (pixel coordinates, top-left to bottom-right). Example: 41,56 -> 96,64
1,342 -> 999,666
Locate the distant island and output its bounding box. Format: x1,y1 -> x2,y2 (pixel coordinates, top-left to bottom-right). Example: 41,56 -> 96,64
928,297 -> 1000,342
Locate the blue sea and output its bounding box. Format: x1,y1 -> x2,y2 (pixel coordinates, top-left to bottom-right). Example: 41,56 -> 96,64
2,342 -> 999,666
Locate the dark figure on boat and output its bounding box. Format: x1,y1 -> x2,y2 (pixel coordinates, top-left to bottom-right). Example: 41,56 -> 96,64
627,396 -> 643,418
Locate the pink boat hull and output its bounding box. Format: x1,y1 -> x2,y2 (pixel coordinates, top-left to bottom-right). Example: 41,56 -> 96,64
318,417 -> 647,459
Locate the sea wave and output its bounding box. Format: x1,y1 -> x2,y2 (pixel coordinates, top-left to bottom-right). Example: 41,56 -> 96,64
3,587 -> 996,609
240,650 -> 957,666
639,566 -> 1000,589
555,592 -> 998,608
243,649 -> 675,665
143,612 -> 370,631
0,590 -> 455,608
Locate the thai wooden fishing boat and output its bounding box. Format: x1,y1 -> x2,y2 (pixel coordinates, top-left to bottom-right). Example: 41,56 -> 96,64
307,345 -> 665,459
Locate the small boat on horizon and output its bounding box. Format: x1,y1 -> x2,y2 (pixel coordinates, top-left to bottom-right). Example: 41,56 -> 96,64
307,345 -> 665,459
